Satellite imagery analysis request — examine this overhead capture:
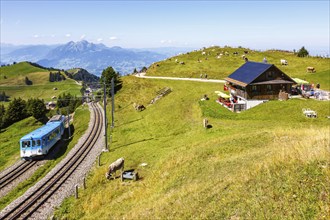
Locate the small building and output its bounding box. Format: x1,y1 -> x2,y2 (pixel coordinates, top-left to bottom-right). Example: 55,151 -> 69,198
225,61 -> 296,100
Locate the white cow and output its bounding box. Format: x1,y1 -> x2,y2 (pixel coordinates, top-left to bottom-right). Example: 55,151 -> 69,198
105,157 -> 125,180
280,59 -> 288,65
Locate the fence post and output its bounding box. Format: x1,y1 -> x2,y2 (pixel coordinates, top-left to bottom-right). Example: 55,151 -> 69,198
75,184 -> 78,199
83,177 -> 86,189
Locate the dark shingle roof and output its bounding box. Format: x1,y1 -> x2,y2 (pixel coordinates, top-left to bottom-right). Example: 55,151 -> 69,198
226,62 -> 272,85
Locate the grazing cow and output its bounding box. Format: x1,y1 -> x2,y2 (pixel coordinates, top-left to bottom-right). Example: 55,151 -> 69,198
233,52 -> 239,55
105,157 -> 125,180
180,61 -> 185,65
216,56 -> 221,59
175,59 -> 178,63
244,50 -> 249,54
280,59 -> 288,65
307,67 -> 316,73
202,51 -> 206,55
133,103 -> 146,111
225,51 -> 229,56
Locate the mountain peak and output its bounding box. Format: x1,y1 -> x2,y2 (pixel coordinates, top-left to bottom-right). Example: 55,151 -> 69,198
61,40 -> 107,53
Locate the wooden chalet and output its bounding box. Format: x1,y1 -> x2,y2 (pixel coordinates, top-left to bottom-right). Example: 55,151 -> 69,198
225,62 -> 296,100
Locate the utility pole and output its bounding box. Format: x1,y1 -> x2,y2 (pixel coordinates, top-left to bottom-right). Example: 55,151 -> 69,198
103,83 -> 108,151
67,107 -> 71,139
111,77 -> 115,128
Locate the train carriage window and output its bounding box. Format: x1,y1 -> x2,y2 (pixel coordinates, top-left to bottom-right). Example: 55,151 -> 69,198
37,140 -> 41,146
32,140 -> 36,146
22,141 -> 30,148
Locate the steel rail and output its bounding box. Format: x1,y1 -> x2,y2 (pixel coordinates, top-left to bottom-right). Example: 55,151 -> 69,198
0,161 -> 37,190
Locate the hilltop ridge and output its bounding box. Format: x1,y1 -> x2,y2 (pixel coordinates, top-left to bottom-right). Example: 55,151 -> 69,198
146,46 -> 330,89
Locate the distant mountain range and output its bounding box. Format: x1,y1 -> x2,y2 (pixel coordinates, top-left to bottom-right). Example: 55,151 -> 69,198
0,41 -> 195,76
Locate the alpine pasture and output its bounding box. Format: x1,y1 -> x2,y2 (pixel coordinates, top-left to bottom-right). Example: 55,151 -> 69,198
55,51 -> 329,220
0,47 -> 329,219
0,62 -> 82,105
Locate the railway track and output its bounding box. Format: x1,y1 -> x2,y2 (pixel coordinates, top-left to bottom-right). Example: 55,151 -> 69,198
0,161 -> 38,190
0,102 -> 103,220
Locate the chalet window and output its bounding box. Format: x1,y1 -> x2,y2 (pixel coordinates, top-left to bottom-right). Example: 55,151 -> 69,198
267,85 -> 272,91
267,71 -> 274,79
252,85 -> 257,92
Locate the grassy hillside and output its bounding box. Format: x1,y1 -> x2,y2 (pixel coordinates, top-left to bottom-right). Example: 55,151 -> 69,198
0,62 -> 45,79
55,76 -> 329,219
146,46 -> 330,90
0,62 -> 82,103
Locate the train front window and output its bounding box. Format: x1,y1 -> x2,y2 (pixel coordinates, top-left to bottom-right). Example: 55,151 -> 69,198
22,141 -> 30,148
37,140 -> 41,146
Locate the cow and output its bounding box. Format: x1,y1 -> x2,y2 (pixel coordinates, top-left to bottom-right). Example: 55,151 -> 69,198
133,103 -> 146,111
180,61 -> 185,65
105,157 -> 125,180
307,67 -> 316,73
280,59 -> 288,65
202,51 -> 206,55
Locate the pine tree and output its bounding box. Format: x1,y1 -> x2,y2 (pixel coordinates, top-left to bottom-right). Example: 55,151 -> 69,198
297,46 -> 309,57
0,104 -> 5,130
100,66 -> 121,97
4,98 -> 28,126
27,98 -> 47,120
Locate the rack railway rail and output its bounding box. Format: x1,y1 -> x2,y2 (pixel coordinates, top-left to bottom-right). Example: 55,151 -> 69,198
0,102 -> 103,220
0,161 -> 38,191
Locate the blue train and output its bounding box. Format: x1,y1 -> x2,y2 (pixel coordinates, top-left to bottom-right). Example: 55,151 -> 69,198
20,115 -> 66,159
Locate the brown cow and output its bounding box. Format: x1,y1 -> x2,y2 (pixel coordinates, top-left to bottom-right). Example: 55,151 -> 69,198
307,67 -> 316,73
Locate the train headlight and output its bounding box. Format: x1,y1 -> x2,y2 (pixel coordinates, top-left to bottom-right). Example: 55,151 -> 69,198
38,149 -> 42,153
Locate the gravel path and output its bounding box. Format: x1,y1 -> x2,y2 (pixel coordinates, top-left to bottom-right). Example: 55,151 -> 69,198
135,72 -> 225,83
0,103 -> 105,219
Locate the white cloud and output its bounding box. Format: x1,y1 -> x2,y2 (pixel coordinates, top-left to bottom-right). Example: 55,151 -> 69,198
109,36 -> 118,40
80,34 -> 86,39
160,40 -> 173,44
51,34 -> 55,38
97,38 -> 103,42
65,33 -> 71,37
33,34 -> 39,38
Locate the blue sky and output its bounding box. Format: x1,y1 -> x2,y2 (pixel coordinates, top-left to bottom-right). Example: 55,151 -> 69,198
1,0 -> 329,54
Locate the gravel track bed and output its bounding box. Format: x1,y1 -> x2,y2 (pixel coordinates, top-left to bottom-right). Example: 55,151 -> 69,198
0,103 -> 105,219
0,161 -> 45,198
0,161 -> 24,178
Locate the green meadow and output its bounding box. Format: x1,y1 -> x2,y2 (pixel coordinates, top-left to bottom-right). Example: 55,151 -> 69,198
55,76 -> 330,219
0,62 -> 82,104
